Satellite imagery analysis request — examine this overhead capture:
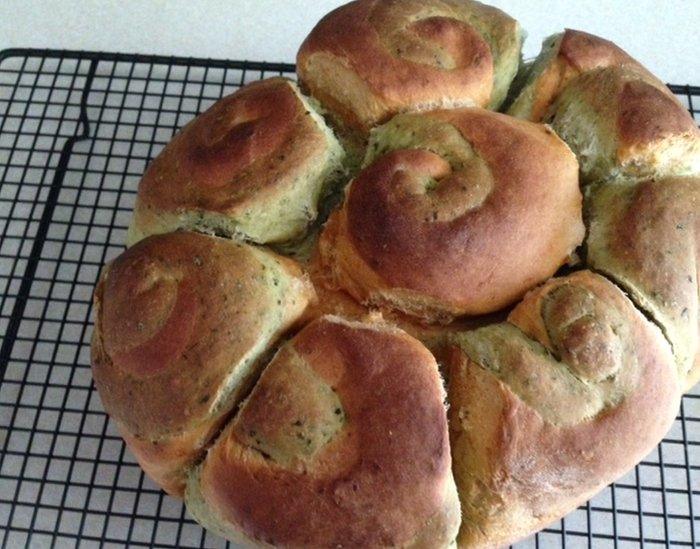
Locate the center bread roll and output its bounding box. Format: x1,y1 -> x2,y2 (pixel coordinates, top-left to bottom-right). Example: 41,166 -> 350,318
186,316 -> 460,548
320,108 -> 585,322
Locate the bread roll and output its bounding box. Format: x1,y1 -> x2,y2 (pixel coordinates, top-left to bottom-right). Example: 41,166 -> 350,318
320,108 -> 584,321
447,270 -> 680,547
587,176 -> 700,390
508,29 -> 672,122
127,78 -> 346,247
91,232 -> 315,495
186,316 -> 460,547
546,66 -> 700,183
297,0 -> 522,134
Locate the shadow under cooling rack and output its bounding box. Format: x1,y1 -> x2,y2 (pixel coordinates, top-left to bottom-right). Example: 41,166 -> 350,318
0,48 -> 698,548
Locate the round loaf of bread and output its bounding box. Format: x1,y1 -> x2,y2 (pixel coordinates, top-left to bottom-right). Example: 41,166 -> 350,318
127,77 -> 346,247
185,316 -> 460,547
91,231 -> 315,495
546,66 -> 700,183
447,270 -> 680,547
507,29 -> 671,122
320,108 -> 584,321
587,176 -> 700,390
91,2 -> 698,546
297,0 -> 523,134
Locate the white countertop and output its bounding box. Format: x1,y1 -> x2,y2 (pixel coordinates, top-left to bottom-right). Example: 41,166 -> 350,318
1,0 -> 699,85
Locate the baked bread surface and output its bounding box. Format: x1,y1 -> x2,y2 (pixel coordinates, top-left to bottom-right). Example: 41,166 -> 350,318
507,29 -> 673,122
547,66 -> 700,183
587,176 -> 700,390
321,108 -> 584,321
297,0 -> 523,132
91,231 -> 315,494
128,77 -> 345,246
186,316 -> 460,548
447,271 -> 680,546
90,2 -> 700,546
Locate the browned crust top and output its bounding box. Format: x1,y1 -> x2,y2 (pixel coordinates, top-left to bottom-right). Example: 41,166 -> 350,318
558,29 -> 650,74
91,231 -> 312,439
330,108 -> 583,316
616,77 -> 700,150
525,29 -> 669,122
136,77 -> 327,214
506,271 -> 679,500
588,177 -> 700,388
199,316 -> 458,547
297,0 -> 518,129
448,271 -> 680,545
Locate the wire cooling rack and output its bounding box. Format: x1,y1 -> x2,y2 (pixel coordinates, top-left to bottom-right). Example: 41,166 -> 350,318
0,48 -> 698,549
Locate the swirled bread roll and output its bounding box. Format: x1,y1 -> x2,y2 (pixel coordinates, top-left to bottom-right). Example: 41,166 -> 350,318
186,316 -> 460,547
447,270 -> 680,547
546,66 -> 700,183
127,78 -> 346,247
507,29 -> 671,122
587,176 -> 700,390
297,0 -> 523,134
320,108 -> 584,321
91,232 -> 315,495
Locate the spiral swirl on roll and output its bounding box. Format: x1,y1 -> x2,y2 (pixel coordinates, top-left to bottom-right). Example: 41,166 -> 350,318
297,0 -> 523,132
91,232 -> 315,494
186,316 -> 460,548
128,77 -> 345,246
447,270 -> 680,546
320,108 -> 584,321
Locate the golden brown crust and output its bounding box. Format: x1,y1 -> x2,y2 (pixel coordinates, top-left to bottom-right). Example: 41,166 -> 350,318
190,316 -> 460,547
547,66 -> 700,183
587,177 -> 700,391
615,79 -> 697,152
322,108 -> 583,320
558,29 -> 647,72
448,271 -> 680,546
91,232 -> 315,495
297,0 -> 522,132
90,5 -> 695,543
521,29 -> 671,122
307,238 -> 502,353
129,77 -> 344,245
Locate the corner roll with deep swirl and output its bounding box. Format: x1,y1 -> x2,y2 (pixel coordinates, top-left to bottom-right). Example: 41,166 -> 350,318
447,270 -> 680,547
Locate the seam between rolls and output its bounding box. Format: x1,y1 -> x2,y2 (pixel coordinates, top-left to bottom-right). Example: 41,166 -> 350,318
584,265 -> 676,358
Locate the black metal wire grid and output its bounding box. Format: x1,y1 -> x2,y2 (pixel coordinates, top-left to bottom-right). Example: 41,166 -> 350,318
0,48 -> 697,549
